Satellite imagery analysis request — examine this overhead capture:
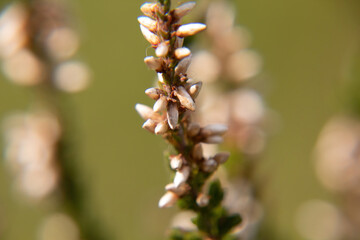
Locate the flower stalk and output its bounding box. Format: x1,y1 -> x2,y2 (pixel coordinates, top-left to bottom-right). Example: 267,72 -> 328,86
136,1 -> 241,239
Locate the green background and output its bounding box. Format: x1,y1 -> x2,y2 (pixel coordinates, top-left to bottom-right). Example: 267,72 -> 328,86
0,0 -> 360,239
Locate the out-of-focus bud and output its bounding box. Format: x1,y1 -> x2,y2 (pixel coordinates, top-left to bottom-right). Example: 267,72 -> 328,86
174,166 -> 190,187
176,23 -> 206,38
203,136 -> 223,144
192,143 -> 203,160
46,27 -> 80,61
173,2 -> 196,19
158,191 -> 178,208
214,152 -> 230,164
170,154 -> 184,170
54,61 -> 90,93
140,25 -> 160,45
201,124 -> 228,137
226,50 -> 261,82
187,122 -> 200,137
196,193 -> 209,207
202,157 -> 218,172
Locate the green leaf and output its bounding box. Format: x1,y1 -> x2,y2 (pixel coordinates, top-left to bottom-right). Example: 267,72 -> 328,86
208,180 -> 224,208
218,214 -> 242,236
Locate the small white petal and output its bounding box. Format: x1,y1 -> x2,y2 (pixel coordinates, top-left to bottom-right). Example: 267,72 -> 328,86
138,16 -> 157,32
175,86 -> 195,111
203,136 -> 224,144
174,166 -> 190,187
175,47 -> 191,59
145,87 -> 160,100
158,191 -> 178,208
156,42 -> 170,57
142,119 -> 157,133
144,56 -> 162,71
155,121 -> 168,135
167,102 -> 179,129
158,72 -> 165,83
153,96 -> 167,113
189,82 -> 202,99
201,124 -> 228,137
135,103 -> 154,120
170,154 -> 184,170
140,25 -> 160,45
176,23 -> 206,37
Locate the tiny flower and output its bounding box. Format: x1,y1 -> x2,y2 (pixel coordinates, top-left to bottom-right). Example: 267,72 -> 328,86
140,2 -> 158,18
170,154 -> 184,170
138,16 -> 157,32
156,42 -> 169,57
135,103 -> 155,120
189,82 -> 202,99
144,56 -> 162,71
155,120 -> 168,135
140,25 -> 160,45
175,47 -> 191,59
176,23 -> 206,38
173,2 -> 196,20
145,87 -> 160,100
175,86 -> 195,111
213,152 -> 230,164
174,166 -> 190,187
167,102 -> 179,129
158,191 -> 178,208
175,56 -> 192,75
153,96 -> 167,112
142,119 -> 157,133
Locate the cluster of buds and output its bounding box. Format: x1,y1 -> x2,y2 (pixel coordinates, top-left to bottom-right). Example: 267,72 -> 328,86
0,0 -> 89,92
135,1 -> 232,210
3,111 -> 61,200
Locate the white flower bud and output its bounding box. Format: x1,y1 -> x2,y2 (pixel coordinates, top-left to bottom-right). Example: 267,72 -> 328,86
140,2 -> 157,18
170,154 -> 184,170
145,87 -> 160,100
138,16 -> 157,32
158,191 -> 178,208
175,86 -> 195,111
175,56 -> 192,75
202,158 -> 218,172
174,166 -> 190,187
156,42 -> 169,57
158,72 -> 165,83
135,103 -> 154,120
214,152 -> 230,164
140,25 -> 160,45
144,56 -> 162,71
155,121 -> 168,135
175,47 -> 191,59
201,124 -> 228,137
165,182 -> 190,196
196,193 -> 209,207
153,96 -> 167,112
142,119 -> 157,133
176,23 -> 206,38
174,2 -> 196,19
167,102 -> 179,129
187,122 -> 200,137
192,143 -> 203,160
189,82 -> 202,99
203,136 -> 224,144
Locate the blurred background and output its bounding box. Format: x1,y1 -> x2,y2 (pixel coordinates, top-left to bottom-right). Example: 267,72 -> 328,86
0,0 -> 360,239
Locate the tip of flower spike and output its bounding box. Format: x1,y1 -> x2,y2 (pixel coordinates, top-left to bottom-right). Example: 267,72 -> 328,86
176,23 -> 207,38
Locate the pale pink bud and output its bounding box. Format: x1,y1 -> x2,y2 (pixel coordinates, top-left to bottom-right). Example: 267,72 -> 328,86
187,122 -> 200,137
138,16 -> 157,32
158,191 -> 178,208
192,143 -> 203,160
140,2 -> 157,18
203,136 -> 224,144
196,193 -> 209,207
170,154 -> 184,170
174,166 -> 190,187
202,158 -> 218,172
176,23 -> 206,37
156,42 -> 169,57
173,2 -> 196,19
155,121 -> 168,135
140,25 -> 160,45
165,182 -> 190,195
214,152 -> 230,164
189,82 -> 202,99
175,47 -> 191,59
145,87 -> 160,100
153,96 -> 167,112
201,124 -> 228,137
142,119 -> 157,133
175,56 -> 191,75
175,86 -> 195,111
144,56 -> 162,71
167,102 -> 179,129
